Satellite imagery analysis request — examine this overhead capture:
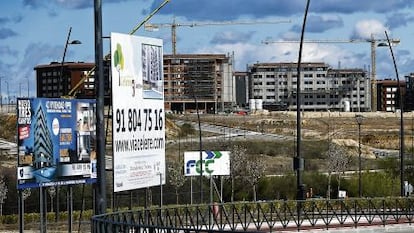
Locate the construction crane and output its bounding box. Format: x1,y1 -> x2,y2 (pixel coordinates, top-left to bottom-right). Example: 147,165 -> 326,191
145,18 -> 291,55
262,36 -> 401,112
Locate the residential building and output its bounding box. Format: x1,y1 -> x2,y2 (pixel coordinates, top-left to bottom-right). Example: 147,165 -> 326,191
405,73 -> 414,111
163,54 -> 234,113
234,71 -> 249,108
247,62 -> 370,112
376,79 -> 406,112
34,61 -> 111,102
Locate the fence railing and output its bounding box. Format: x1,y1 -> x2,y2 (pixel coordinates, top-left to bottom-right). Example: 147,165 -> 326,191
92,197 -> 414,232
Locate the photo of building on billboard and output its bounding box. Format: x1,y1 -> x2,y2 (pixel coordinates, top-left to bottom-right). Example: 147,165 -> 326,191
142,43 -> 163,99
16,98 -> 97,189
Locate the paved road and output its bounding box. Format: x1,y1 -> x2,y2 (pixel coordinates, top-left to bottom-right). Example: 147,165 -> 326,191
171,119 -> 292,143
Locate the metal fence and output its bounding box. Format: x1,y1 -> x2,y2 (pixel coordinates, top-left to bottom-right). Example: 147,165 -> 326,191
92,197 -> 414,232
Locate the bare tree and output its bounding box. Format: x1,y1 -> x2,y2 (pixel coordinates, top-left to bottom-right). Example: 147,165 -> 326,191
0,175 -> 8,216
168,160 -> 186,204
326,142 -> 352,198
243,155 -> 267,201
230,145 -> 248,202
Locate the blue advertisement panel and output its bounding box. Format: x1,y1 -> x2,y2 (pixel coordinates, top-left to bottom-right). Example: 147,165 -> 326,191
16,98 -> 97,189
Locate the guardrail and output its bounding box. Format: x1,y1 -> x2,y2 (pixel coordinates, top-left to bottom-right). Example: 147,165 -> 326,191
92,197 -> 414,232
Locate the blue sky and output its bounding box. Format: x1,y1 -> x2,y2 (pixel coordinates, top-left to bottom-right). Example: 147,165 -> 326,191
1,0 -> 414,99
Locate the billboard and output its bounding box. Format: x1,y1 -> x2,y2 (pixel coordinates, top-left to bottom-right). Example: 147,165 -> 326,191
111,32 -> 165,192
184,151 -> 230,176
16,98 -> 97,189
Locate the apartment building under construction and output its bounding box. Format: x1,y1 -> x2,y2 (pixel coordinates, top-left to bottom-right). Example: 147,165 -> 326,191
163,54 -> 234,113
248,62 -> 371,112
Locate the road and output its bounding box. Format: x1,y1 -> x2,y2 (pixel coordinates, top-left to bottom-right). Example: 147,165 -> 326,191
171,119 -> 291,143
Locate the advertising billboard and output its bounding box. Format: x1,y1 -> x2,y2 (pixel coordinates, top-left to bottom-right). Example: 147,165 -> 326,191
16,98 -> 97,189
111,32 -> 165,192
184,151 -> 230,176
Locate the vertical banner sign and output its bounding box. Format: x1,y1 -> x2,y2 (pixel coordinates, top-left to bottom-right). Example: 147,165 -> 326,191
111,32 -> 165,192
16,98 -> 97,189
184,151 -> 230,176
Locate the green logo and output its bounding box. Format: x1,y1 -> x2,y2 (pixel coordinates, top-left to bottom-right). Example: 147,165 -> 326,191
113,43 -> 124,86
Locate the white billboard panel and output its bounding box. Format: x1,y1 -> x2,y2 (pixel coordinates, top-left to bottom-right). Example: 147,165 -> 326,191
111,32 -> 165,192
184,151 -> 230,176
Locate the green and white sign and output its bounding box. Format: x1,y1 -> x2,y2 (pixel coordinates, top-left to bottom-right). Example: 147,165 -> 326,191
184,151 -> 230,176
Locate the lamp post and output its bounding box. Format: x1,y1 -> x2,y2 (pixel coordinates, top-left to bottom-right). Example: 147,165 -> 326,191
60,27 -> 81,96
4,80 -> 9,113
355,114 -> 364,197
55,27 -> 81,222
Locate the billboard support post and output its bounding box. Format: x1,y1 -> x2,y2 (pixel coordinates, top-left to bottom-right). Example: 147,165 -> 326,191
94,0 -> 106,215
18,190 -> 23,233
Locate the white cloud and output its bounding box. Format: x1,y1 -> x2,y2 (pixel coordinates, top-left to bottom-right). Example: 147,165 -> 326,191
195,42 -> 365,71
352,19 -> 389,39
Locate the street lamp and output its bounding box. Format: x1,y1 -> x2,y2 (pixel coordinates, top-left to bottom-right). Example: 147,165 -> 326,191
355,114 -> 364,197
4,80 -> 9,113
60,27 -> 81,96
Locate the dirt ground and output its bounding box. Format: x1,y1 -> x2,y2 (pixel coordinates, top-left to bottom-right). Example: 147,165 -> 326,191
177,110 -> 414,162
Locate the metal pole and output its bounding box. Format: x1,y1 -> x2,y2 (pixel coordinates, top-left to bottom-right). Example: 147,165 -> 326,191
39,187 -> 45,233
5,81 -> 9,113
55,187 -> 59,222
385,31 -> 405,196
370,35 -> 377,112
358,122 -> 362,197
190,177 -> 193,205
94,0 -> 106,215
60,27 -> 72,95
18,190 -> 23,233
67,186 -> 73,233
159,173 -> 163,208
295,0 -> 310,201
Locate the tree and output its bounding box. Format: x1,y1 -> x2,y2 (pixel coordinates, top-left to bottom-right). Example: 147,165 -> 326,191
230,145 -> 248,202
167,159 -> 186,204
326,142 -> 352,198
243,155 -> 267,201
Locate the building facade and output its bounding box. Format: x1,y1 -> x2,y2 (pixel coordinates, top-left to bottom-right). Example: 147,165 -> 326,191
247,62 -> 371,112
163,54 -> 234,113
405,73 -> 414,111
234,71 -> 249,108
34,61 -> 111,102
376,79 -> 406,112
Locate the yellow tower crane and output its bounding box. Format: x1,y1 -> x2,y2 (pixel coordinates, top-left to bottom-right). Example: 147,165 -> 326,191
262,36 -> 401,112
144,18 -> 292,55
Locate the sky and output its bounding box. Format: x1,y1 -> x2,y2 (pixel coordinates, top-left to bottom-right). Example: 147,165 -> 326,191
1,0 -> 414,100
